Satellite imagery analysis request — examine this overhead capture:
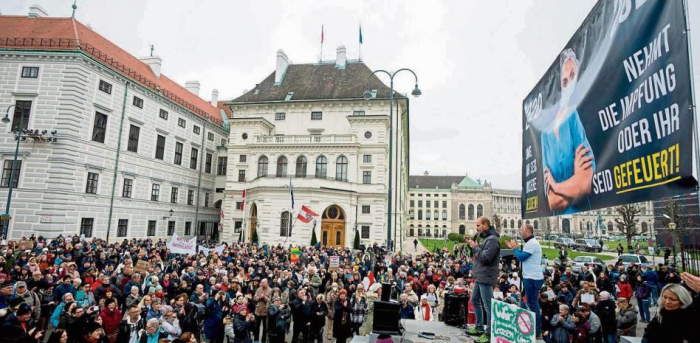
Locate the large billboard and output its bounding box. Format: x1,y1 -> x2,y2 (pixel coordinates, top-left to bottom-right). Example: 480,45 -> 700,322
522,0 -> 698,219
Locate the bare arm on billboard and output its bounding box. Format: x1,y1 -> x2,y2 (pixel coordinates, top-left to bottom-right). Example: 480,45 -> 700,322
545,144 -> 593,211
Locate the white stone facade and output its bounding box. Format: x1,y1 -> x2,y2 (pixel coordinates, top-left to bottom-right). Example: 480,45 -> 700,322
223,96 -> 409,248
0,42 -> 227,241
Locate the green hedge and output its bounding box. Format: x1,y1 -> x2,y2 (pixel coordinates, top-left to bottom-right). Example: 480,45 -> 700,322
447,233 -> 466,243
499,236 -> 514,249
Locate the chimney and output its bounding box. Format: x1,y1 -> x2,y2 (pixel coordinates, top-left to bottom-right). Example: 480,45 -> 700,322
275,49 -> 289,85
185,81 -> 201,96
423,171 -> 429,176
28,4 -> 48,18
335,45 -> 347,69
211,89 -> 219,106
140,56 -> 162,78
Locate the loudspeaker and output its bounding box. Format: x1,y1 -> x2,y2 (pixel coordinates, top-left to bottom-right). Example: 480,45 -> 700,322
443,292 -> 469,326
381,283 -> 391,302
372,301 -> 401,335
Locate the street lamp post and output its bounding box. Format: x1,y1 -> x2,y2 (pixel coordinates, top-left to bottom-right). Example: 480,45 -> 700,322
1,105 -> 24,240
363,69 -> 421,251
669,222 -> 677,265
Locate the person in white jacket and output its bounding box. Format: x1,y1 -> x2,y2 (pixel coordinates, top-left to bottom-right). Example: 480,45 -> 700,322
414,295 -> 435,321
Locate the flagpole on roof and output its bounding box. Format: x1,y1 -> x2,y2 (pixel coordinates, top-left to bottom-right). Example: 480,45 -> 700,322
320,24 -> 324,62
359,23 -> 363,61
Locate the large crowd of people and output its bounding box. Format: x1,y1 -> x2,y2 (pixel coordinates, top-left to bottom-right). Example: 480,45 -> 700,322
0,216 -> 698,343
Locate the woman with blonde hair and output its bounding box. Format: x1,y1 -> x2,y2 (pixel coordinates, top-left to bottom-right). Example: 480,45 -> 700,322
642,273 -> 700,343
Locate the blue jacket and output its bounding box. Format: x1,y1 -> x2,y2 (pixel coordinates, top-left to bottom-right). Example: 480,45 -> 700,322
203,298 -> 224,339
400,304 -> 415,319
642,269 -> 658,285
52,283 -> 75,303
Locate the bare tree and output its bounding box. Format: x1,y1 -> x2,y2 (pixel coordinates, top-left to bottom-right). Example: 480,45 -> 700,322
662,197 -> 691,253
615,204 -> 642,248
492,213 -> 503,233
542,217 -> 553,239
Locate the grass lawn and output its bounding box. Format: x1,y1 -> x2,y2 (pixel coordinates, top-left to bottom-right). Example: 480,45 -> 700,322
542,247 -> 616,261
602,239 -> 649,251
418,239 -> 463,252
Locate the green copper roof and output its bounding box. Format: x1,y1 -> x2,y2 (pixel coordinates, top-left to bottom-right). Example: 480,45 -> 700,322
458,175 -> 482,189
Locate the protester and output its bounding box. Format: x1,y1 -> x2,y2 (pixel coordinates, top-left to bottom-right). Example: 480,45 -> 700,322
550,304 -> 575,343
465,216 -> 501,343
506,223 -> 543,338
333,289 -> 352,343
642,274 -> 700,343
615,297 -> 638,339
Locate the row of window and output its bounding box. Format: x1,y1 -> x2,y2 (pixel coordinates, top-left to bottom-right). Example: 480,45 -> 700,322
410,193 -> 448,198
410,209 -> 448,221
410,200 -> 448,208
85,172 -> 211,206
458,204 -> 483,220
255,155 -> 372,183
409,225 -> 448,238
80,218 -> 194,238
273,110 -> 366,121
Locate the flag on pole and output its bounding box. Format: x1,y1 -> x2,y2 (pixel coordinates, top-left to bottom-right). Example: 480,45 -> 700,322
289,176 -> 295,210
359,24 -> 363,44
321,24 -> 324,44
297,205 -> 319,223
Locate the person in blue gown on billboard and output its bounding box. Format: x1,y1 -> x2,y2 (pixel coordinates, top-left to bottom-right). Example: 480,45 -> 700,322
541,48 -> 595,215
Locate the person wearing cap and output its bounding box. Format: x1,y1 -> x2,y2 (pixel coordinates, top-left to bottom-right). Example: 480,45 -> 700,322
225,303 -> 255,343
83,320 -> 109,343
0,279 -> 15,320
11,281 -> 41,321
52,275 -> 75,304
2,303 -> 43,342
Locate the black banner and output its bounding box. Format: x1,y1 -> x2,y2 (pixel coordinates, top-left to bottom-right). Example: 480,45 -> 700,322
522,0 -> 697,219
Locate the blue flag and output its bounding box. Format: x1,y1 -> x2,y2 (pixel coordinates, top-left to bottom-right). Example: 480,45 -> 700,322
359,25 -> 363,44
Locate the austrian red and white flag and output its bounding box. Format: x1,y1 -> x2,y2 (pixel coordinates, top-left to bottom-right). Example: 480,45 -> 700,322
241,189 -> 246,211
297,205 -> 319,223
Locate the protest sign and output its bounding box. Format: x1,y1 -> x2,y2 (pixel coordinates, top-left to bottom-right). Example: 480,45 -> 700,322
491,299 -> 535,343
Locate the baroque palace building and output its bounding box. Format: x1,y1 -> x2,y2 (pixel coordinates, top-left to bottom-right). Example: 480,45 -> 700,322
0,6 -> 228,241
221,46 -> 411,249
407,172 -> 655,238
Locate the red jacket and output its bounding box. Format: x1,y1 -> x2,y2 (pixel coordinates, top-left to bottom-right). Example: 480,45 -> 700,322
617,282 -> 633,301
100,307 -> 122,334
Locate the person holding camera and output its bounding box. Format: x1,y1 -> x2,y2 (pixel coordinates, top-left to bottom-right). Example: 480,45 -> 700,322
202,291 -> 226,343
291,288 -> 312,343
267,297 -> 291,343
225,304 -> 255,343
333,289 -> 352,343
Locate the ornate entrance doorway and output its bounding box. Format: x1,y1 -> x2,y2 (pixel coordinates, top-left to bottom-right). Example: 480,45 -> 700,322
249,203 -> 258,243
321,205 -> 346,248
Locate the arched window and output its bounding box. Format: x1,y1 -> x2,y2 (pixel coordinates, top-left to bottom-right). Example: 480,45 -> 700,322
510,219 -> 515,228
459,204 -> 466,220
607,221 -> 613,233
418,210 -> 423,220
563,219 -> 571,234
276,156 -> 287,177
409,225 -> 415,237
418,227 -> 423,236
280,211 -> 290,236
468,204 -> 475,220
257,156 -> 268,177
477,204 -> 483,218
503,219 -> 507,228
315,156 -> 327,178
295,156 -> 307,177
641,222 -> 648,233
459,225 -> 466,235
434,228 -> 439,237
426,210 -> 431,220
534,220 -> 539,230
335,155 -> 348,181
518,220 -> 522,228
434,210 -> 439,221
442,210 -> 447,220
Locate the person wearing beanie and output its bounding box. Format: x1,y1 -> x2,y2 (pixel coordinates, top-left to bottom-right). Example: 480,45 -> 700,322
2,303 -> 44,342
83,321 -> 109,343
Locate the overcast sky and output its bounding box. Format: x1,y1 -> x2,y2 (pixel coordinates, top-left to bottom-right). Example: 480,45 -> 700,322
3,0 -> 700,190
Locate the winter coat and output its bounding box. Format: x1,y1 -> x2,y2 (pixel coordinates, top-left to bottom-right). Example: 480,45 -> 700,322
594,299 -> 617,336
1,313 -> 38,343
414,303 -> 436,321
10,290 -> 41,321
116,317 -> 145,343
550,314 -> 575,343
226,314 -> 254,343
325,290 -> 338,319
634,282 -> 651,300
616,304 -> 638,338
360,291 -> 379,335
617,282 -> 632,301
202,298 -> 224,339
310,301 -> 328,331
160,318 -> 182,339
332,299 -> 352,339
642,292 -> 700,343
472,227 -> 501,285
100,307 -> 122,336
573,320 -> 591,343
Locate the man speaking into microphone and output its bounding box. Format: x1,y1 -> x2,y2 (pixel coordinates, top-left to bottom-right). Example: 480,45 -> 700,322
465,216 -> 500,343
506,223 -> 544,339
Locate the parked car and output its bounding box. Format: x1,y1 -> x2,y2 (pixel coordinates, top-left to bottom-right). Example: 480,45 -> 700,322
571,256 -> 605,273
553,237 -> 576,250
616,254 -> 650,268
573,239 -> 603,253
